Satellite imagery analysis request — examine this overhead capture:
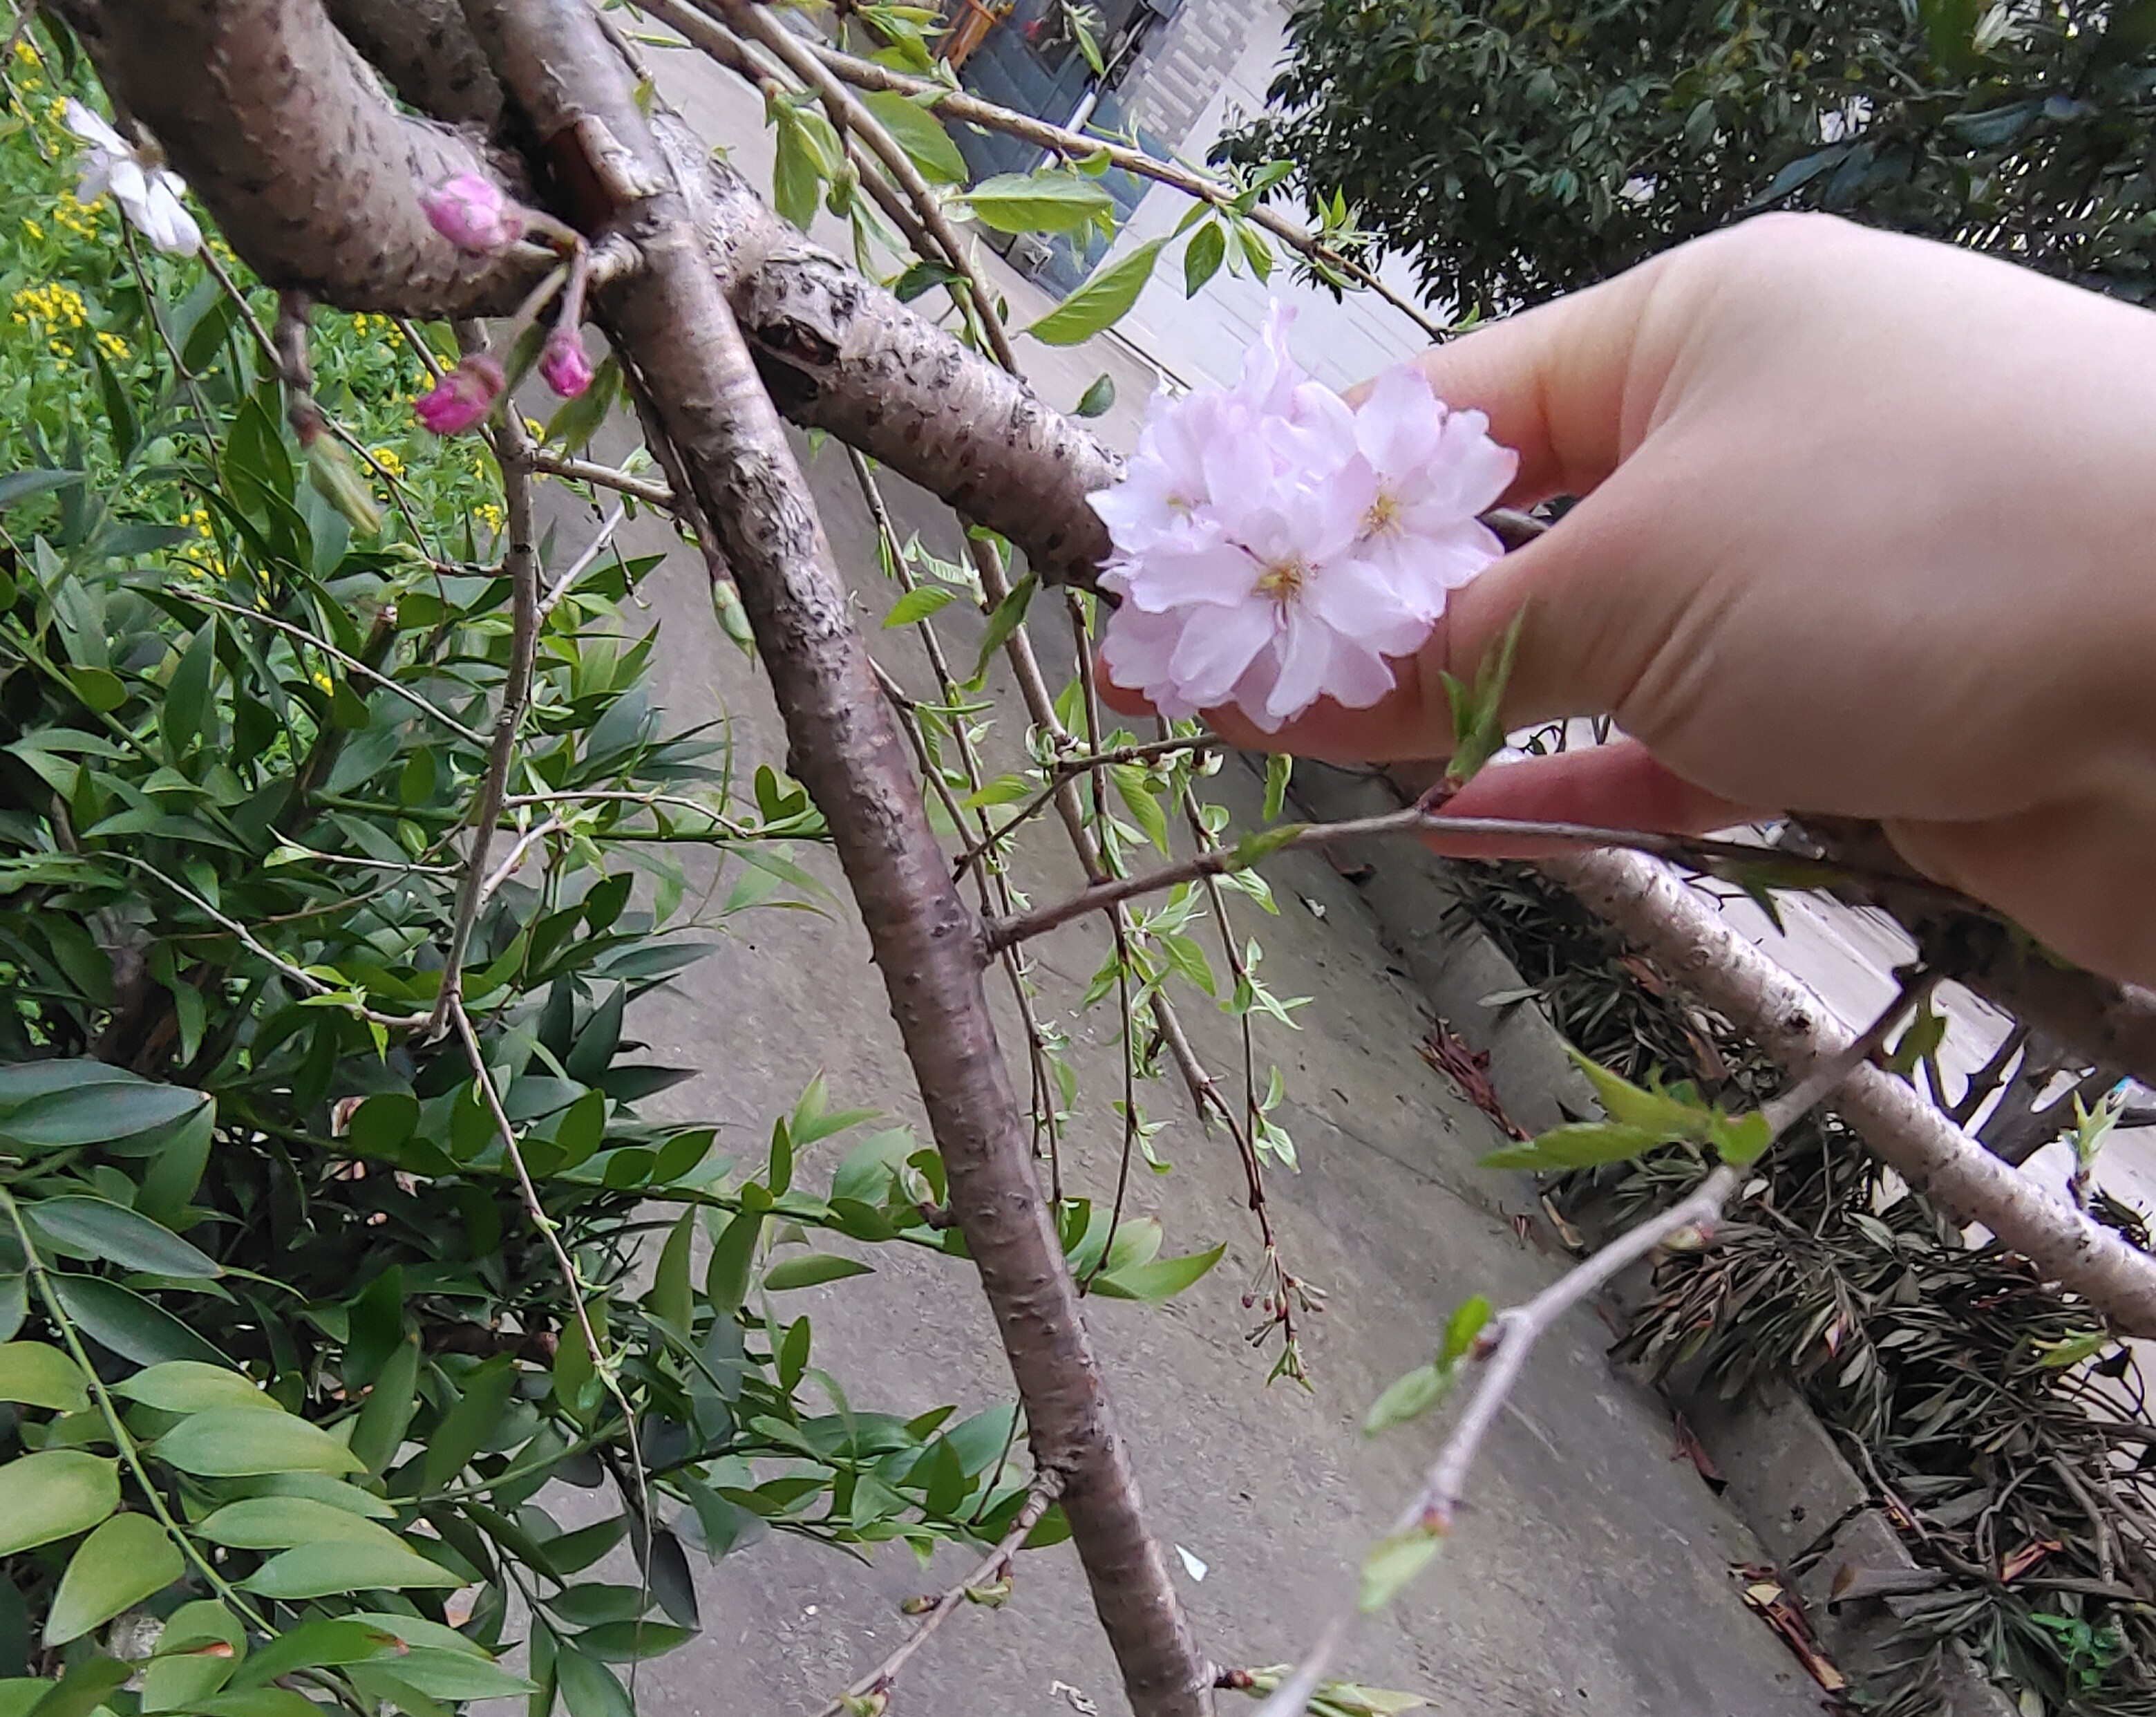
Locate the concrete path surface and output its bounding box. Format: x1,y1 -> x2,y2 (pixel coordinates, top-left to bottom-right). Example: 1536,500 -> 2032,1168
509,30 -> 1840,1714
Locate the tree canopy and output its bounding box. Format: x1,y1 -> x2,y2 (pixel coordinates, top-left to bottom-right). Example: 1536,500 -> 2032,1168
1225,0 -> 2156,314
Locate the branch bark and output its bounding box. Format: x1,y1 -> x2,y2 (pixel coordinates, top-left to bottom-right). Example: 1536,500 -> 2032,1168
74,0 -> 540,315
1540,844 -> 2156,1335
460,1 -> 1211,1707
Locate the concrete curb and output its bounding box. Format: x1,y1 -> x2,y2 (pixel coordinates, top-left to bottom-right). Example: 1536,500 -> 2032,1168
1287,761 -> 2017,1717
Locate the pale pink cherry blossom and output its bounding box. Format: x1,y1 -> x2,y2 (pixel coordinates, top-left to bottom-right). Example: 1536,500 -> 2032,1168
1350,364 -> 1517,617
63,100 -> 199,256
1093,301 -> 1517,730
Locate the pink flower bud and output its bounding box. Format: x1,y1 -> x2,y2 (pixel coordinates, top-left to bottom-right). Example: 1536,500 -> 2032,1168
413,353 -> 504,436
420,173 -> 524,255
539,327 -> 595,399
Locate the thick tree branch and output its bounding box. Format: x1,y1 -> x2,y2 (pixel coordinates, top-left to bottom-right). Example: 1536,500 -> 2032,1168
461,1 -> 1211,1707
323,0 -> 503,126
75,0 -> 542,315
1542,845 -> 2156,1335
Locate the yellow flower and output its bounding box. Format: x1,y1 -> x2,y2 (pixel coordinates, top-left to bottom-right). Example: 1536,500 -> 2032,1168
12,40 -> 37,64
522,415 -> 544,438
475,503 -> 504,533
21,219 -> 41,241
95,330 -> 130,362
369,446 -> 404,478
13,283 -> 88,329
312,671 -> 334,695
52,200 -> 101,239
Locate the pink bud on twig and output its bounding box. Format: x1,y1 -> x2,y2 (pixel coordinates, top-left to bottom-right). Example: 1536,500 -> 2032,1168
421,173 -> 524,255
539,326 -> 595,399
414,354 -> 504,436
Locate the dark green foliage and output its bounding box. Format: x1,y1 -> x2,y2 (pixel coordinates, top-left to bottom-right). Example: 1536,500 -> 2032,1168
1226,0 -> 2156,313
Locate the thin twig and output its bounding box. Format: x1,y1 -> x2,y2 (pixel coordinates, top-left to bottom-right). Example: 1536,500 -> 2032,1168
953,735 -> 1220,879
794,35 -> 1448,341
813,1480 -> 1060,1717
528,449 -> 674,506
1250,970 -> 1936,1716
538,501 -> 628,621
187,593 -> 487,744
985,809 -> 1991,950
428,341 -> 542,1034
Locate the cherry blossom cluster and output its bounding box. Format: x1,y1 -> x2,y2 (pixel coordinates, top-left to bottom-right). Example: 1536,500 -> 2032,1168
1093,303 -> 1516,730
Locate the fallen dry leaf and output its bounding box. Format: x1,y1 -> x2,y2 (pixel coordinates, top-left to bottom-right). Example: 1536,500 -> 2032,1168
1737,1568 -> 1848,1694
1670,1411 -> 1724,1488
1417,1021 -> 1527,1140
2001,1539 -> 2063,1583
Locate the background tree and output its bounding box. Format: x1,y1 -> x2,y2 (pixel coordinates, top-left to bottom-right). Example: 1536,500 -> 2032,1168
1226,0 -> 2156,315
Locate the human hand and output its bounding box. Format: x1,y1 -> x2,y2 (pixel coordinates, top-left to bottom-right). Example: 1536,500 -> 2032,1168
1107,214 -> 2156,986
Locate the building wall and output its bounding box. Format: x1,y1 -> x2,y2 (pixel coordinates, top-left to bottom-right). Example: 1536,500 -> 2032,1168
1103,0 -> 1444,394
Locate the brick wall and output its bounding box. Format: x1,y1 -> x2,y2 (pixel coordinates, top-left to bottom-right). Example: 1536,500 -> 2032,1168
1120,0 -> 1273,150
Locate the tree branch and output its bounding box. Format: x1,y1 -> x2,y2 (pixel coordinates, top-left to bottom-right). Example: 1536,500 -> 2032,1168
1251,971 -> 1936,1716
792,32 -> 1448,341
983,807 -> 1990,950
814,1481 -> 1061,1717
75,0 -> 544,315
1541,844 -> 2156,1334
429,364 -> 540,1033
462,3 -> 1211,1707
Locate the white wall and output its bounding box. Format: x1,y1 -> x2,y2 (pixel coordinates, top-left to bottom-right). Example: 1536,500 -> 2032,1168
1106,1 -> 1444,395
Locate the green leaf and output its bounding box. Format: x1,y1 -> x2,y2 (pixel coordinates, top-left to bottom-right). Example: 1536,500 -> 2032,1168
972,572 -> 1035,680
26,1194 -> 221,1278
196,1496 -> 406,1552
2,1078 -> 206,1148
1441,605 -> 1526,787
421,1353 -> 516,1491
958,170 -> 1115,234
154,1407 -> 365,1476
884,585 -> 958,628
1231,821 -> 1307,869
1090,1241 -> 1226,1302
1263,752 -> 1293,821
0,1340 -> 88,1412
348,1092 -> 419,1158
860,90 -> 967,182
379,1648 -> 537,1700
26,1655 -> 130,1717
2038,1330 -> 2110,1369
570,1622 -> 696,1664
649,1210 -> 696,1333
553,1647 -> 632,1717
1025,240 -> 1166,344
762,1253 -> 873,1291
1479,1122 -> 1665,1172
1110,764 -> 1170,854
0,1450 -> 118,1555
54,1277 -> 227,1367
44,1513 -> 185,1645
1359,1528 -> 1440,1612
241,1539 -> 462,1599
1184,221 -> 1227,294
1441,1295 -> 1493,1363
115,1360 -> 275,1414
68,667 -> 125,715
0,469 -> 82,513
1566,1053 -> 1714,1140
1073,373 -> 1115,417
225,1620 -> 402,1690
1362,1362 -> 1450,1436
1710,1108 -> 1774,1166
161,623 -> 217,760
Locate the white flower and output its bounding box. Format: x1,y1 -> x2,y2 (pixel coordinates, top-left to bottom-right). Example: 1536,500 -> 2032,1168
64,100 -> 200,256
1092,301 -> 1517,730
